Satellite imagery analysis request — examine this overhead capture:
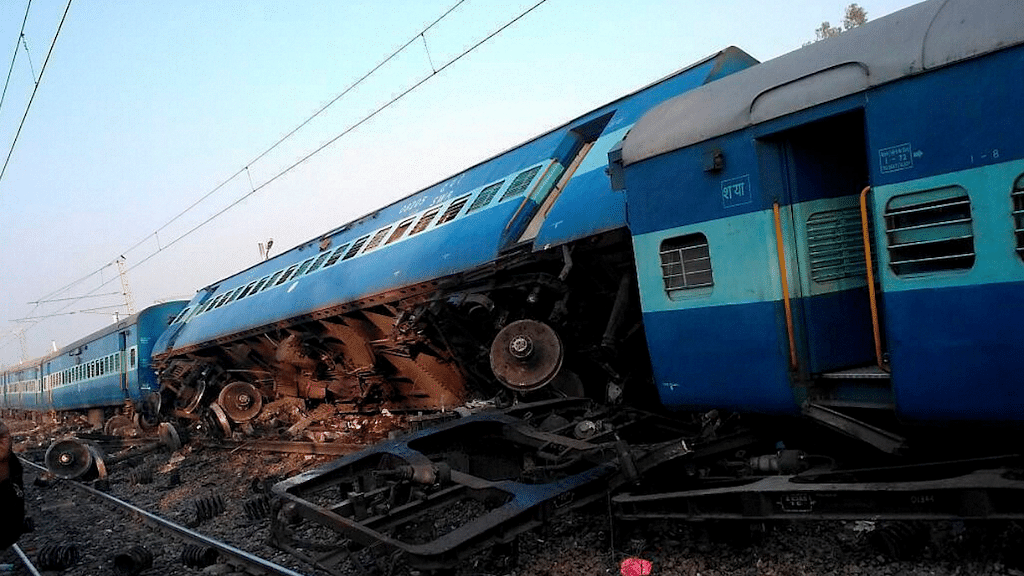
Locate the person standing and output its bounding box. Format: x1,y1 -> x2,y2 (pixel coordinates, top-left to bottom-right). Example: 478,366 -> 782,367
0,421 -> 25,549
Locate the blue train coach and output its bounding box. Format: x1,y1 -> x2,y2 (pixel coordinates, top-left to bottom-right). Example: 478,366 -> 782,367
1,302 -> 187,426
150,47 -> 759,426
616,0 -> 1023,425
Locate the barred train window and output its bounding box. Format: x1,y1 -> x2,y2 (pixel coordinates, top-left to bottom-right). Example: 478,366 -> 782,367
500,165 -> 542,202
1013,174 -> 1024,260
467,181 -> 504,213
437,195 -> 471,225
362,227 -> 392,252
806,207 -> 869,283
885,186 -> 974,275
659,233 -> 713,298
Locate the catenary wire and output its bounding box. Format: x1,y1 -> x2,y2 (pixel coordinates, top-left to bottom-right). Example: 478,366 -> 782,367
117,0 -> 468,262
21,0 -> 472,319
7,0 -> 547,348
0,0 -> 32,117
0,0 -> 73,186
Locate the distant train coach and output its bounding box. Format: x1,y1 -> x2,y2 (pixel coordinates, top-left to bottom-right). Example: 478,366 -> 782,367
1,302 -> 186,429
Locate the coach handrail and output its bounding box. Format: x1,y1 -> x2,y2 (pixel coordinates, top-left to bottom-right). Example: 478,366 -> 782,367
772,202 -> 799,371
859,186 -> 888,371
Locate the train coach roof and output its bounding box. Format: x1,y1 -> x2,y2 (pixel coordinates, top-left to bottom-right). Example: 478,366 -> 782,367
622,0 -> 1024,165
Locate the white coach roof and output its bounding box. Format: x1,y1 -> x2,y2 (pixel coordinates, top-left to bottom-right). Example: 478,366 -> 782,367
623,0 -> 1024,165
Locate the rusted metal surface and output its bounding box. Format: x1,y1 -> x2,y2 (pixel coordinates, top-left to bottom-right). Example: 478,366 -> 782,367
489,319 -> 563,392
217,382 -> 263,422
154,229 -> 648,438
43,423 -> 182,480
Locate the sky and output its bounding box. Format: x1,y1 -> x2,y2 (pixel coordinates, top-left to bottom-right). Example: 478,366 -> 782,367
0,0 -> 921,366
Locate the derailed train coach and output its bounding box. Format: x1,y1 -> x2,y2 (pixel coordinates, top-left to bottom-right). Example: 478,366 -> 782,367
1,302 -> 187,426
149,47 -> 760,428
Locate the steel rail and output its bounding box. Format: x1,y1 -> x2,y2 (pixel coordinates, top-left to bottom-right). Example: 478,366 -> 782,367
11,544 -> 42,576
203,438 -> 362,456
22,459 -> 308,576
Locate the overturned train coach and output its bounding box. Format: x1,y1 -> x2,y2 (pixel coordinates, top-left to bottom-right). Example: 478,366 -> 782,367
150,46 -> 760,426
153,0 -> 1023,434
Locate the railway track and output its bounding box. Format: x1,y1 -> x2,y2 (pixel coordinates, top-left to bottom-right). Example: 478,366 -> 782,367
4,417 -> 1024,576
19,459 -> 307,576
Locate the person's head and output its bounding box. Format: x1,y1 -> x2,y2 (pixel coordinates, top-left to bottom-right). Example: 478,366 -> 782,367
0,421 -> 11,460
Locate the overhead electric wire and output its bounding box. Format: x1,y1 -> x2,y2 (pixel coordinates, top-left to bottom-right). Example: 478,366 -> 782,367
0,0 -> 73,187
22,0 -> 474,323
0,0 -> 33,116
7,0 -> 550,352
20,0 -> 548,324
117,0 -> 550,274
117,0 -> 469,261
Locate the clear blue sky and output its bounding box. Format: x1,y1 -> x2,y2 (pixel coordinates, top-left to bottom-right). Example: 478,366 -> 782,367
0,0 -> 919,365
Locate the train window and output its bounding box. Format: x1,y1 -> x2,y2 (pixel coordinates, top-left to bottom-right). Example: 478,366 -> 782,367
387,219 -> 415,245
659,233 -> 714,297
1012,174 -> 1024,260
129,348 -> 137,370
363,227 -> 392,252
467,181 -> 505,213
224,287 -> 245,304
409,207 -> 440,235
294,257 -> 317,278
885,186 -> 974,275
263,270 -> 285,291
307,251 -> 332,274
171,307 -> 191,324
323,243 -> 350,268
276,264 -> 301,285
437,195 -> 471,225
251,275 -> 272,295
217,291 -> 234,307
236,281 -> 259,300
343,236 -> 370,260
194,299 -> 214,316
806,207 -> 868,282
500,165 -> 543,202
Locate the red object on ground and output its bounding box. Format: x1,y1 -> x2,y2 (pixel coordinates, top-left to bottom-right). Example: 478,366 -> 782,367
620,557 -> 653,576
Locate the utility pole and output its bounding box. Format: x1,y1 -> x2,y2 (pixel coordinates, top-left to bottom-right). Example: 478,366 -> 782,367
116,256 -> 136,316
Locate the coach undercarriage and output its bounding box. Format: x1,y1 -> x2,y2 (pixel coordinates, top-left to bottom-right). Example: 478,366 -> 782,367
155,230 -> 651,436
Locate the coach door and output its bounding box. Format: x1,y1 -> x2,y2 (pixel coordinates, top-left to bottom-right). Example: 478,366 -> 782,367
760,110 -> 884,382
119,330 -> 130,397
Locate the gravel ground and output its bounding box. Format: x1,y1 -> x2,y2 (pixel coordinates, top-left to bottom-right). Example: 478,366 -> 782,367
2,416 -> 1023,576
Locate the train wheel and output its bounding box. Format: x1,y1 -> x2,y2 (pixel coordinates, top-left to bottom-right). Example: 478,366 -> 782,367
217,382 -> 263,423
135,392 -> 162,431
489,319 -> 564,393
157,422 -> 183,451
176,380 -> 207,415
204,403 -> 232,438
103,415 -> 138,437
44,439 -> 96,480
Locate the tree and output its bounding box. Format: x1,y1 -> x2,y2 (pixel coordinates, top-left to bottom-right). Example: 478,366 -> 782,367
843,3 -> 868,30
810,4 -> 868,43
814,21 -> 842,42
